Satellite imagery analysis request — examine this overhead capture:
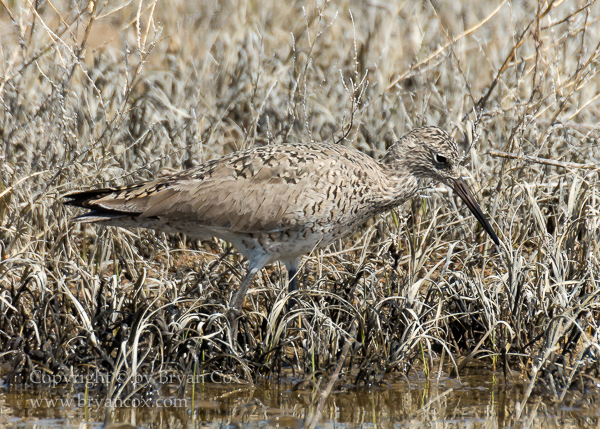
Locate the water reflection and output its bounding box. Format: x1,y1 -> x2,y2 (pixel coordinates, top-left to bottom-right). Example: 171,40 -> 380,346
1,371 -> 598,428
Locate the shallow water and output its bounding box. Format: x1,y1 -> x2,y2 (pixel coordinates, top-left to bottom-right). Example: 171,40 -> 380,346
1,371 -> 599,428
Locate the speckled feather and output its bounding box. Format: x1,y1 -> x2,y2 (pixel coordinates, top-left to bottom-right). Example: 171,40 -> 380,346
64,126 -> 498,325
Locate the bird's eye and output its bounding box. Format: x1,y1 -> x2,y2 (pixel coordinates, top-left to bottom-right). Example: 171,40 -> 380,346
434,153 -> 447,164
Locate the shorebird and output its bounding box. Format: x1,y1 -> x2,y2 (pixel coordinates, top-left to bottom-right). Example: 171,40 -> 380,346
64,126 -> 500,341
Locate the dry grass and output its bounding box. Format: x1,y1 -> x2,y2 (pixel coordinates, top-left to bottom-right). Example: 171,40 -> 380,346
1,0 -> 600,415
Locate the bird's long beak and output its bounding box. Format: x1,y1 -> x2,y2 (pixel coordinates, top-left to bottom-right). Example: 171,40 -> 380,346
452,177 -> 500,245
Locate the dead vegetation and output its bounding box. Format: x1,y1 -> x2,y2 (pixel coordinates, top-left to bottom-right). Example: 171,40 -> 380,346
1,0 -> 600,418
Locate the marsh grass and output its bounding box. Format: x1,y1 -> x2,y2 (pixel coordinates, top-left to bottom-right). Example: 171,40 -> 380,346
1,0 -> 600,417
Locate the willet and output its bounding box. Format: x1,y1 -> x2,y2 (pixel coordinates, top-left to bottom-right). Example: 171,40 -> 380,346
64,126 -> 500,341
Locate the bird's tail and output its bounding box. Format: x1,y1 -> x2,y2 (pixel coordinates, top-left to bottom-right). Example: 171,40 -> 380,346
62,187 -> 140,223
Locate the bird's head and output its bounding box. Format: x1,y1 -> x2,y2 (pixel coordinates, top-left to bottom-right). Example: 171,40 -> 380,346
383,125 -> 500,245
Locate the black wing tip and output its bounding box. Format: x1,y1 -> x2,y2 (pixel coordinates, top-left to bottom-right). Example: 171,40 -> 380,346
63,188 -> 144,221
62,188 -> 117,208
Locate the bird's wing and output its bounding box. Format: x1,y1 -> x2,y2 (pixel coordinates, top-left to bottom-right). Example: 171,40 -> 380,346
64,144 -> 375,234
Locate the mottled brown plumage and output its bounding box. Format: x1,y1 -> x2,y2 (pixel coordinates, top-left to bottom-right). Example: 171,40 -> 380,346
64,126 -> 500,343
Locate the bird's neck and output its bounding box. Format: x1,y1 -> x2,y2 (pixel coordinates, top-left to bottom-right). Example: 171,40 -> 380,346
375,156 -> 421,211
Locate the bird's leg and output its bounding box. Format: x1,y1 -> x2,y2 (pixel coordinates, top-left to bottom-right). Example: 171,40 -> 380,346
284,257 -> 300,310
286,268 -> 298,311
288,269 -> 298,293
227,261 -> 265,350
